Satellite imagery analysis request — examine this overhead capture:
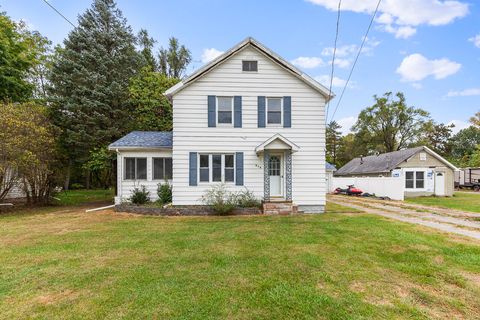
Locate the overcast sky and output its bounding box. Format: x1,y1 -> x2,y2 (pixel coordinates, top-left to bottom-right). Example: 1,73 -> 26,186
3,0 -> 479,134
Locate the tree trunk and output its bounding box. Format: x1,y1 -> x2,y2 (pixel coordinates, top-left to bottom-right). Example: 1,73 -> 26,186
64,159 -> 72,190
85,169 -> 91,190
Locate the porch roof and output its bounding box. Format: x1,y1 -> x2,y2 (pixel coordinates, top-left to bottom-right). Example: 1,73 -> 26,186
255,134 -> 300,155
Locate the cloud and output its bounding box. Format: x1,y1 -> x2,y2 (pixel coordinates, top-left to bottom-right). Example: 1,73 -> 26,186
447,88 -> 480,97
448,120 -> 470,134
321,44 -> 357,57
320,38 -> 380,69
396,53 -> 461,82
306,0 -> 469,38
315,75 -> 355,88
291,56 -> 325,69
469,34 -> 480,48
336,116 -> 357,135
201,48 -> 224,63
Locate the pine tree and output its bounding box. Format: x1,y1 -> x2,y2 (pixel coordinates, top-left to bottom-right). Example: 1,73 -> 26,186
49,0 -> 140,182
137,29 -> 157,71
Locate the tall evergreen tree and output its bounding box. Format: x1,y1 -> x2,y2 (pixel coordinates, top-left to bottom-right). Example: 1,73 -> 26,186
137,29 -> 157,71
326,121 -> 342,167
49,0 -> 140,186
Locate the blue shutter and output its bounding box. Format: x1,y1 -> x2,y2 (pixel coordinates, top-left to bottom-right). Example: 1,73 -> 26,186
234,96 -> 242,128
283,96 -> 291,128
189,152 -> 197,186
258,96 -> 266,128
235,152 -> 244,186
208,95 -> 216,127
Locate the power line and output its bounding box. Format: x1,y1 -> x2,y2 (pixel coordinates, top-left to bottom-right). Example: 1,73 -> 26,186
329,0 -> 382,122
325,0 -> 342,123
41,0 -> 76,28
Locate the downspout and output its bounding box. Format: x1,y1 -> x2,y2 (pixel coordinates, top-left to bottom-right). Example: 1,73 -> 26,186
116,149 -> 122,204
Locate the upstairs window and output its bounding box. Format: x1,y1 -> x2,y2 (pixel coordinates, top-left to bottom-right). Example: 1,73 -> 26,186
267,97 -> 282,125
153,157 -> 172,180
124,157 -> 147,180
217,97 -> 233,124
242,60 -> 258,72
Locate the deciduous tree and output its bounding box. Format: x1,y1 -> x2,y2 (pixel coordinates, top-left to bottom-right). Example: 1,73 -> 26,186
353,92 -> 430,153
158,37 -> 192,78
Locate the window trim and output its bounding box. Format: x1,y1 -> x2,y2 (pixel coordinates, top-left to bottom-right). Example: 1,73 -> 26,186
404,169 -> 426,191
242,60 -> 258,72
197,153 -> 235,184
124,157 -> 147,181
152,157 -> 173,181
216,96 -> 234,126
266,97 -> 283,127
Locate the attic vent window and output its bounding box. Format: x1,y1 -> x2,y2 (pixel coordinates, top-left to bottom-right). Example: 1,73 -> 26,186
420,152 -> 427,161
242,60 -> 258,72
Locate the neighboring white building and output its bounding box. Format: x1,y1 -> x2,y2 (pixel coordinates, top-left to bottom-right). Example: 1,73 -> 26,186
109,37 -> 332,213
326,162 -> 336,192
334,146 -> 458,197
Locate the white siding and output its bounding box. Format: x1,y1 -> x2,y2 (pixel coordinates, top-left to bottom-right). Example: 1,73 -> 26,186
172,46 -> 326,206
115,149 -> 172,204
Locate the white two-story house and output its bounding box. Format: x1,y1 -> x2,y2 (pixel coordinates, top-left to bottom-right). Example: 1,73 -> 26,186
109,37 -> 332,213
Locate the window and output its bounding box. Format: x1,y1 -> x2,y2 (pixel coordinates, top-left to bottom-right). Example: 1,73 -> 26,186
198,154 -> 235,183
267,97 -> 282,125
212,154 -> 222,182
405,170 -> 425,189
416,171 -> 425,188
242,60 -> 258,71
153,157 -> 172,180
124,157 -> 147,180
217,97 -> 233,124
200,155 -> 209,182
420,152 -> 427,161
405,171 -> 414,188
224,154 -> 234,182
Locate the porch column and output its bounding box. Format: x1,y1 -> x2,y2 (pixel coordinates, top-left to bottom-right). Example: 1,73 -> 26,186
285,150 -> 292,201
263,150 -> 270,201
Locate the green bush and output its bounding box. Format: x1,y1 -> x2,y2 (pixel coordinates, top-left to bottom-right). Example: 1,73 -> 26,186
235,188 -> 261,208
201,183 -> 237,215
70,183 -> 84,190
157,182 -> 172,205
129,185 -> 150,205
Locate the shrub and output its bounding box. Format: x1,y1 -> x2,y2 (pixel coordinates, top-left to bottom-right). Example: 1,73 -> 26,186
235,188 -> 261,208
70,183 -> 84,190
201,183 -> 236,215
129,185 -> 150,205
157,182 -> 172,205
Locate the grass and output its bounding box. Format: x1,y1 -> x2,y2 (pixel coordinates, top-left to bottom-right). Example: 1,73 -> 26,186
1,207 -> 479,319
406,192 -> 480,213
53,189 -> 114,206
326,201 -> 363,213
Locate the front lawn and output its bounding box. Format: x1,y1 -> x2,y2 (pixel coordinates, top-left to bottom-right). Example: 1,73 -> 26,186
1,208 -> 479,319
406,192 -> 480,213
53,189 -> 114,206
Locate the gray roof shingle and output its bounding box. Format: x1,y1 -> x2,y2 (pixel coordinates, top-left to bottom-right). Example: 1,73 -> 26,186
335,147 -> 424,176
326,162 -> 336,171
108,131 -> 172,149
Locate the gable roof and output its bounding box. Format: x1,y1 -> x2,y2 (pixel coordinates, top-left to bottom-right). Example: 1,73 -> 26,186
165,37 -> 334,100
335,146 -> 457,176
108,131 -> 172,150
255,134 -> 300,154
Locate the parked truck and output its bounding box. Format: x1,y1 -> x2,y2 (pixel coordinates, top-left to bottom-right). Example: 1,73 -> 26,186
455,167 -> 480,191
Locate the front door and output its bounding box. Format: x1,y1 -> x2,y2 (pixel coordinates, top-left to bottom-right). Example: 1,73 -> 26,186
435,172 -> 445,196
269,154 -> 283,197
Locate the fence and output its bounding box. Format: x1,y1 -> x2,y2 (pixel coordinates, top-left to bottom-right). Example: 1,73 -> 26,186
331,177 -> 405,201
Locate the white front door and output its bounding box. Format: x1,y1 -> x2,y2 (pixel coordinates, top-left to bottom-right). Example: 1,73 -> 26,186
269,154 -> 283,197
435,172 -> 445,196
